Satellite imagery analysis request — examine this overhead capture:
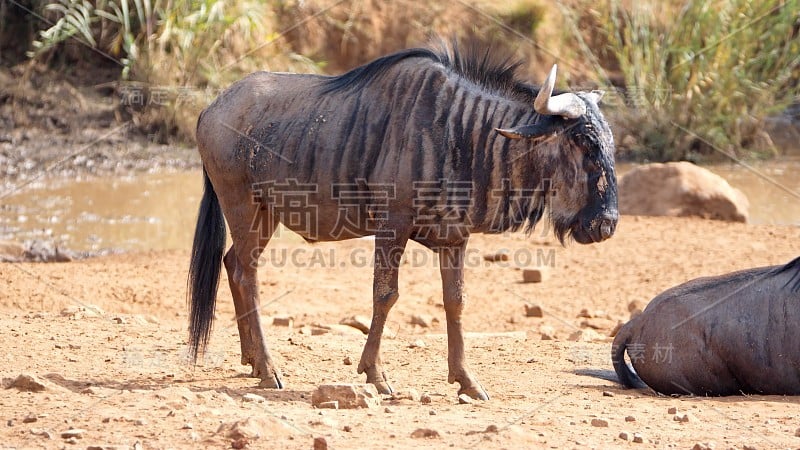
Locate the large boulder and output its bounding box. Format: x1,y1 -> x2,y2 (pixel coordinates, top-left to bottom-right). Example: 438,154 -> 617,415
618,162 -> 748,222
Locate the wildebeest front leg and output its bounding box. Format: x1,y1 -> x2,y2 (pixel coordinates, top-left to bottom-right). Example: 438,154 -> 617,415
358,228 -> 409,394
440,243 -> 489,400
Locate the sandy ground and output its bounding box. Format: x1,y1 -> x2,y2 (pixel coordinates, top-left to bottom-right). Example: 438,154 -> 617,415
2,216 -> 800,449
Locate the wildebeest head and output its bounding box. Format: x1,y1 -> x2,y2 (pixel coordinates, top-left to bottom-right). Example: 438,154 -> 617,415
496,65 -> 618,244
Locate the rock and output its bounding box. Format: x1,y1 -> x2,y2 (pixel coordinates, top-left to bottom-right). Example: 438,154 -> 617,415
429,410 -> 437,415
795,427 -> 800,437
411,428 -> 440,439
667,406 -> 677,414
182,423 -> 193,429
539,325 -> 556,340
567,329 -> 603,342
632,433 -> 644,443
674,413 -> 691,423
524,303 -> 544,318
217,416 -> 297,441
577,308 -> 592,318
29,428 -> 52,439
483,250 -> 510,262
627,300 -> 644,313
311,384 -> 381,409
408,339 -> 426,348
242,393 -> 266,403
60,428 -> 86,439
316,323 -> 365,335
580,318 -> 616,330
313,437 -> 328,450
22,414 -> 37,423
618,162 -> 749,222
339,315 -> 371,334
4,374 -> 48,392
522,268 -> 550,283
619,431 -> 630,440
317,401 -> 338,409
384,407 -> 394,413
691,443 -> 715,450
590,418 -> 609,427
410,314 -> 437,328
343,356 -> 352,365
272,316 -> 294,327
624,415 -> 636,422
457,393 -> 473,404
602,391 -> 614,397
390,388 -> 421,402
420,393 -> 432,404
0,240 -> 25,261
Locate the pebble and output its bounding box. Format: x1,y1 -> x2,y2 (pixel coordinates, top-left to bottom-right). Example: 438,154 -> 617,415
29,428 -> 52,439
313,437 -> 328,450
343,425 -> 352,432
272,316 -> 294,327
339,315 -> 371,334
384,407 -> 394,413
408,339 -> 426,348
539,325 -> 556,340
182,423 -> 194,429
624,415 -> 636,422
429,410 -> 437,415
457,394 -> 473,404
134,419 -> 147,426
410,314 -> 437,328
343,356 -> 352,365
567,329 -> 602,342
60,428 -> 86,439
420,393 -> 432,404
602,391 -> 614,397
391,389 -> 421,402
590,418 -> 609,427
667,406 -> 677,414
619,431 -> 630,440
311,384 -> 380,409
411,428 -> 440,439
524,303 -> 544,318
483,251 -> 510,262
22,414 -> 37,423
242,393 -> 266,403
317,401 -> 339,409
674,413 -> 691,423
522,268 -> 549,283
632,433 -> 644,443
691,443 -> 715,450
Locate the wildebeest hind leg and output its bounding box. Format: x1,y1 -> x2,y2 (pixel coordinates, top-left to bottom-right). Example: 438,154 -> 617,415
440,243 -> 488,400
357,227 -> 410,394
223,207 -> 283,388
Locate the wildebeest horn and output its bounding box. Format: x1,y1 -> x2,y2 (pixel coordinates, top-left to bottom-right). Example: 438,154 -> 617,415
534,65 -> 586,119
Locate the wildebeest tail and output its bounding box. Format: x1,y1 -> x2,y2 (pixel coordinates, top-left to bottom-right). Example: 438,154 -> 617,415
187,169 -> 226,362
612,322 -> 647,389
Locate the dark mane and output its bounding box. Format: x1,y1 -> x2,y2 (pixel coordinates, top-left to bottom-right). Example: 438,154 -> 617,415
321,41 -> 538,102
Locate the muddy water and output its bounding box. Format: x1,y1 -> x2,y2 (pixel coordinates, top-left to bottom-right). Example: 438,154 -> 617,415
1,160 -> 799,252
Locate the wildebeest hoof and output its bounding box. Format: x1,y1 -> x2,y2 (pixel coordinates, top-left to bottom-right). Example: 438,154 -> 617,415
258,371 -> 284,389
458,384 -> 489,401
370,380 -> 393,395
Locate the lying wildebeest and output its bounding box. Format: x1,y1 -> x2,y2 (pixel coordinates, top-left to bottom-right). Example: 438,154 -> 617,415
189,42 -> 618,400
613,257 -> 800,396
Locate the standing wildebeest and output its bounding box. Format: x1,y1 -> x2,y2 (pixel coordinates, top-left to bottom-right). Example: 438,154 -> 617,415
189,43 -> 618,400
613,257 -> 800,396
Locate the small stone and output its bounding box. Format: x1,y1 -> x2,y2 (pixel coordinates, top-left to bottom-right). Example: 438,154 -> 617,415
313,437 -> 328,450
667,406 -> 677,414
795,427 -> 800,437
29,428 -> 52,439
484,425 -> 499,433
627,300 -> 643,312
272,316 -> 294,327
310,327 -> 330,336
339,315 -> 371,334
590,418 -> 609,427
742,445 -> 757,450
343,356 -> 352,365
411,428 -> 440,439
408,339 -> 426,348
602,391 -> 614,397
182,423 -> 194,429
343,425 -> 352,432
22,414 -> 37,423
524,303 -> 544,318
4,374 -> 48,392
391,389 -> 420,402
522,268 -> 549,283
577,308 -> 592,318
410,314 -> 437,328
429,410 -> 436,415
60,428 -> 86,439
231,438 -> 249,449
457,393 -> 473,404
619,431 -> 630,440
65,437 -> 78,444
420,393 -> 432,404
539,325 -> 556,340
674,413 -> 691,423
567,329 -> 602,342
691,443 -> 715,450
632,433 -> 644,443
624,416 -> 636,422
311,384 -> 381,409
317,401 -> 339,409
384,407 -> 393,413
242,393 -> 266,403
483,250 -> 510,262
134,419 -> 147,426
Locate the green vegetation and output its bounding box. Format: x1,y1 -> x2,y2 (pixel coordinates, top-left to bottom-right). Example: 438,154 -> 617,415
4,0 -> 800,160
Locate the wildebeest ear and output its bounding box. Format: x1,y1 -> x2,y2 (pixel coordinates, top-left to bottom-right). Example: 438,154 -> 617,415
495,120 -> 562,140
